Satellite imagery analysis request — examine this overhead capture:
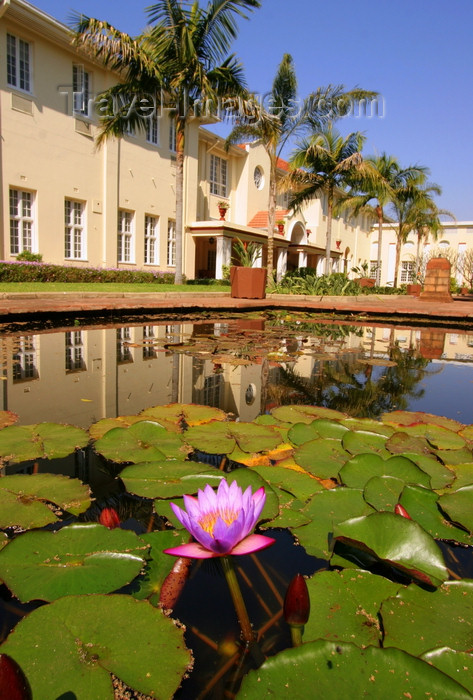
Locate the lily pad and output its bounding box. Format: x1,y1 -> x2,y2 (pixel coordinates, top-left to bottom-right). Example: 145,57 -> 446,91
438,485 -> 473,533
0,423 -> 88,464
421,647 -> 473,695
251,464 -> 323,502
88,415 -> 145,441
295,488 -> 374,559
363,475 -> 406,512
183,421 -> 280,455
0,410 -> 19,429
119,461 -> 216,499
402,423 -> 467,450
0,523 -> 148,602
382,581 -> 473,656
402,452 -> 455,490
385,430 -> 431,454
399,484 -> 473,545
341,417 -> 395,437
334,511 -> 448,586
0,473 -> 91,529
0,594 -> 191,700
93,421 -> 185,463
341,430 -> 388,456
381,411 -> 464,432
339,453 -> 431,490
131,530 -> 184,606
293,438 -> 351,479
271,405 -> 346,424
238,641 -> 472,699
140,403 -> 227,431
288,419 -> 349,446
303,569 -> 400,647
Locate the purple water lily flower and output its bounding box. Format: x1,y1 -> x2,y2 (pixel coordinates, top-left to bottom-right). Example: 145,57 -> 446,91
164,479 -> 275,559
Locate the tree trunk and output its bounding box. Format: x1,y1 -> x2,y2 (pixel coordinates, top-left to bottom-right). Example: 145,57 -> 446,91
393,228 -> 402,288
266,154 -> 277,281
376,205 -> 383,285
325,187 -> 333,275
174,119 -> 185,285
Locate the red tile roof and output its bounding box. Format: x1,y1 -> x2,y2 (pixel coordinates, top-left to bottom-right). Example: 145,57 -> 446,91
248,210 -> 289,228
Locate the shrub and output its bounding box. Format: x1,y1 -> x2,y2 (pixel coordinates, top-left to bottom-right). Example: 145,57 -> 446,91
0,261 -> 175,284
16,251 -> 43,262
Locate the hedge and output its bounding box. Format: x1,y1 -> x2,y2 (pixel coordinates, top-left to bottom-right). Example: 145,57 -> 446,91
0,261 -> 176,284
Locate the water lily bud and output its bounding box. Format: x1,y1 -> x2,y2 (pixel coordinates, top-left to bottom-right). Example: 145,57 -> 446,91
394,503 -> 412,520
0,653 -> 32,700
99,507 -> 120,529
284,574 -> 310,626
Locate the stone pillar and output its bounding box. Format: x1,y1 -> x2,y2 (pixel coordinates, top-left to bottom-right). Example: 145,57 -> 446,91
215,236 -> 232,279
419,257 -> 453,303
276,248 -> 287,281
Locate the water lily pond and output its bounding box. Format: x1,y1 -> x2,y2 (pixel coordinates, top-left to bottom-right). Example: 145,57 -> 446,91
1,312 -> 473,699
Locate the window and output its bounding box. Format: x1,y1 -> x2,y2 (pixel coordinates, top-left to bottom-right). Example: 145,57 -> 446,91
146,114 -> 159,145
9,188 -> 34,255
144,215 -> 159,264
73,64 -> 90,117
142,326 -> 157,359
13,336 -> 38,382
167,219 -> 176,266
203,374 -> 222,408
65,331 -> 86,372
7,34 -> 31,92
400,261 -> 415,283
117,328 -> 133,363
118,210 -> 134,263
169,119 -> 177,153
210,154 -> 227,197
65,199 -> 86,259
254,166 -> 264,190
369,261 -> 379,280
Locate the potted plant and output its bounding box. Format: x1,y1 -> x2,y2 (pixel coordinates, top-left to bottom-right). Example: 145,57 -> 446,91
276,219 -> 285,234
217,200 -> 229,221
351,261 -> 375,288
230,238 -> 267,299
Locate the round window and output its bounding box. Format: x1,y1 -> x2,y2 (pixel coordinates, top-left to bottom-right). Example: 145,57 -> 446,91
254,166 -> 264,190
245,383 -> 256,406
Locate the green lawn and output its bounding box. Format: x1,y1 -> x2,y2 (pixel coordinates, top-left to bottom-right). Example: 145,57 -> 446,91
0,282 -> 230,294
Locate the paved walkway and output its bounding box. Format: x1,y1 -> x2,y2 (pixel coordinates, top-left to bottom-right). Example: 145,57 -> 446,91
0,290 -> 472,327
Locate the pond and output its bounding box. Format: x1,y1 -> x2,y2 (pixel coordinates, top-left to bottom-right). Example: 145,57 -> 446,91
1,312 -> 473,699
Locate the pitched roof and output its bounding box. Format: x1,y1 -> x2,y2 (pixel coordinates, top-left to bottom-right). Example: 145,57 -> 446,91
248,210 -> 289,228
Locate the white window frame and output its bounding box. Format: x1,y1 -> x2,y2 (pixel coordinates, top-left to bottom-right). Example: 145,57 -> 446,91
146,114 -> 159,146
9,188 -> 34,255
167,219 -> 176,267
144,215 -> 159,265
117,327 -> 133,363
64,199 -> 86,260
142,325 -> 157,359
210,154 -> 228,198
12,335 -> 38,382
400,261 -> 415,283
65,331 -> 86,372
118,210 -> 134,263
7,33 -> 32,93
73,64 -> 90,117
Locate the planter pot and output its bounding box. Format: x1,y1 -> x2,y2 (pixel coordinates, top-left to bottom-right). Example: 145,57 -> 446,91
230,266 -> 267,299
277,224 -> 285,234
218,207 -> 227,221
356,277 -> 375,288
406,283 -> 422,296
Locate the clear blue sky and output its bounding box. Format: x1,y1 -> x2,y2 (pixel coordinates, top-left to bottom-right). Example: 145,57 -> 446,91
32,0 -> 473,220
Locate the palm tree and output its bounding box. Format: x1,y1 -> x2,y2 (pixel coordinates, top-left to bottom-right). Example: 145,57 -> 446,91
407,189 -> 454,277
339,154 -> 427,285
226,57 -> 378,281
285,125 -> 369,274
73,0 -> 261,284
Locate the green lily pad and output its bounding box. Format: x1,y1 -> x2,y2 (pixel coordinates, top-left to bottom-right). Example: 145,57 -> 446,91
339,453 -> 431,490
341,430 -> 388,456
251,464 -> 324,502
140,403 -> 227,431
119,461 -> 217,499
238,641 -> 473,699
0,523 -> 148,602
288,419 -> 349,446
341,417 -> 395,436
88,415 -> 145,441
271,405 -> 346,424
444,463 -> 473,490
459,425 -> 473,442
293,438 -> 351,479
435,447 -> 473,466
402,452 -> 455,490
382,581 -> 473,656
438,485 -> 473,533
0,423 -> 88,464
422,647 -> 473,695
303,569 -> 400,647
183,422 -> 280,455
93,421 -> 185,463
399,484 -> 473,545
363,475 -> 406,512
402,423 -> 467,450
1,594 -> 191,700
334,511 -> 448,586
381,411 -> 464,432
295,488 -> 374,559
131,530 -> 185,606
0,473 -> 91,529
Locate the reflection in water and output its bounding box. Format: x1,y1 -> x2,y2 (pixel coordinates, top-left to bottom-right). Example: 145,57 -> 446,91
0,315 -> 472,427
